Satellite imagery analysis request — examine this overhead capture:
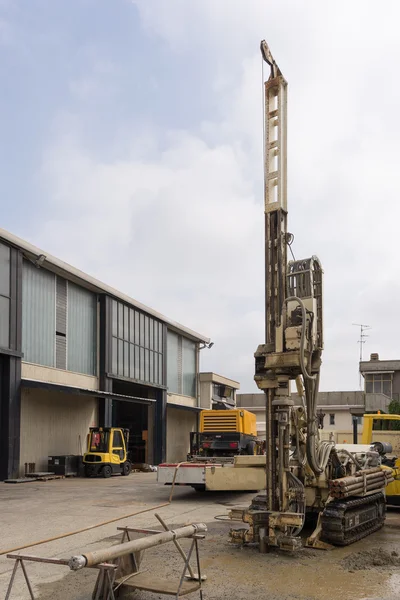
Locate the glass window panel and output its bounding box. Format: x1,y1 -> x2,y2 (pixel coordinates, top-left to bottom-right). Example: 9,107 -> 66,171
144,349 -> 150,382
123,306 -> 129,340
118,340 -> 124,376
138,313 -> 144,346
366,381 -> 373,393
365,374 -> 373,381
153,351 -> 158,384
154,321 -> 159,353
112,430 -> 123,447
159,322 -> 163,352
112,300 -> 118,336
124,341 -> 129,377
0,243 -> 10,297
182,337 -> 196,397
144,316 -> 149,348
112,337 -> 118,374
129,309 -> 134,342
0,295 -> 9,348
129,343 -> 135,378
149,319 -> 154,350
159,354 -> 163,385
383,380 -> 391,397
134,344 -> 140,379
373,379 -> 382,394
167,331 -> 179,393
134,311 -> 140,345
118,303 -> 123,339
139,347 -> 145,381
149,351 -> 153,382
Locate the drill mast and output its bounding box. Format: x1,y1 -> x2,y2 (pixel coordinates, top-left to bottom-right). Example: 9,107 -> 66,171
254,41 -> 325,549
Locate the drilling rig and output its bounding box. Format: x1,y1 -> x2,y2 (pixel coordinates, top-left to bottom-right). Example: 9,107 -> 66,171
230,41 -> 390,551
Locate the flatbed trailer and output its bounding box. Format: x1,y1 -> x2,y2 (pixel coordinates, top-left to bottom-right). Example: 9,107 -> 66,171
157,455 -> 266,492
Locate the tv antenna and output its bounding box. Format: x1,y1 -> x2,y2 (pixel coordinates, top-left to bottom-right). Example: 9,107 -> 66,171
352,323 -> 371,389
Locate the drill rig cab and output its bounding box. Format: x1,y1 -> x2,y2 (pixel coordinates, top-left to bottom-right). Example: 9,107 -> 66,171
83,427 -> 132,478
230,41 -> 389,552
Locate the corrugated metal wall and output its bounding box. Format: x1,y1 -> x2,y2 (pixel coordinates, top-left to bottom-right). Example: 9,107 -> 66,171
22,261 -> 56,367
0,242 -> 10,349
22,261 -> 97,375
20,388 -> 98,474
56,277 -> 67,369
67,282 -> 97,375
166,406 -> 197,462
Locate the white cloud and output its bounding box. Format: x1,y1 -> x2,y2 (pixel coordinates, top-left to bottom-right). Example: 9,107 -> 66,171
33,0 -> 400,392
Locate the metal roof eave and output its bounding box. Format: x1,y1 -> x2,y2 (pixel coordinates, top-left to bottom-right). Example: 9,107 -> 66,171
21,378 -> 156,405
0,228 -> 210,344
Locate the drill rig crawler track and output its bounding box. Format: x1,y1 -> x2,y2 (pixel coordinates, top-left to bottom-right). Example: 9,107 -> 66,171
321,492 -> 386,546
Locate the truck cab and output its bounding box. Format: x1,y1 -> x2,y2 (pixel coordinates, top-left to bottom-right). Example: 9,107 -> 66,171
83,427 -> 132,478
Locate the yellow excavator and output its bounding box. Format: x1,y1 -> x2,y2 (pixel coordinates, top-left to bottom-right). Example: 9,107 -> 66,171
361,414 -> 400,504
83,427 -> 132,478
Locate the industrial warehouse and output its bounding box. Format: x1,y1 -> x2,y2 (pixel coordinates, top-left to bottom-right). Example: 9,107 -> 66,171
0,228 -> 240,479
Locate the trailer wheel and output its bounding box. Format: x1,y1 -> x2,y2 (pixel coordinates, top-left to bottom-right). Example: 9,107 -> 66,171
192,485 -> 206,492
122,461 -> 132,476
102,465 -> 112,478
246,441 -> 256,455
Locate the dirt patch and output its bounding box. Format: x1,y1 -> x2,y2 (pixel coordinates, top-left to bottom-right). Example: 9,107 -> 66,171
342,549 -> 400,571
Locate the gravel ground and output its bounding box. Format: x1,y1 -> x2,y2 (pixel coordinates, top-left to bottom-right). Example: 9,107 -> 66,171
2,475 -> 400,600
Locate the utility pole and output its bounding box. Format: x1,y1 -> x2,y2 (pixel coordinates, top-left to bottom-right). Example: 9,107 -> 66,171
352,323 -> 371,389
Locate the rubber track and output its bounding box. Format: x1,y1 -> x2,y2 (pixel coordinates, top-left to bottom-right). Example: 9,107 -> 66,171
320,492 -> 386,546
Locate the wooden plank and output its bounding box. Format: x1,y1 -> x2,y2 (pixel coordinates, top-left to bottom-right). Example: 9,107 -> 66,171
116,573 -> 201,596
4,478 -> 37,484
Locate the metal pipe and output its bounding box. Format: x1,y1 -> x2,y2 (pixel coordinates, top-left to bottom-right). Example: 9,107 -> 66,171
333,474 -> 386,488
69,523 -> 208,570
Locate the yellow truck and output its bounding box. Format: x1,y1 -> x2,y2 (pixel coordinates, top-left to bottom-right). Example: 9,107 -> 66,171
361,413 -> 400,505
157,409 -> 264,492
190,409 -> 258,457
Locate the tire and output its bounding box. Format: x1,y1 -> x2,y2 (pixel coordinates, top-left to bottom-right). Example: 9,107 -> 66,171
246,441 -> 256,455
85,465 -> 96,478
192,485 -> 206,492
121,461 -> 132,476
102,465 -> 112,478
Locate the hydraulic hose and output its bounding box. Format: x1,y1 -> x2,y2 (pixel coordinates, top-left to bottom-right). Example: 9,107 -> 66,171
284,296 -> 334,476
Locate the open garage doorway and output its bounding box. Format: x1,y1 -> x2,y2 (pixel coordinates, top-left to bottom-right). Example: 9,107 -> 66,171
112,380 -> 155,464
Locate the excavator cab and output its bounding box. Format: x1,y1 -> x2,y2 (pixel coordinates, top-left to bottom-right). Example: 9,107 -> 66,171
83,427 -> 132,478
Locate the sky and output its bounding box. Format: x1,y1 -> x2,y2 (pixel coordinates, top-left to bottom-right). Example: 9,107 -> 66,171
1,0 -> 400,393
